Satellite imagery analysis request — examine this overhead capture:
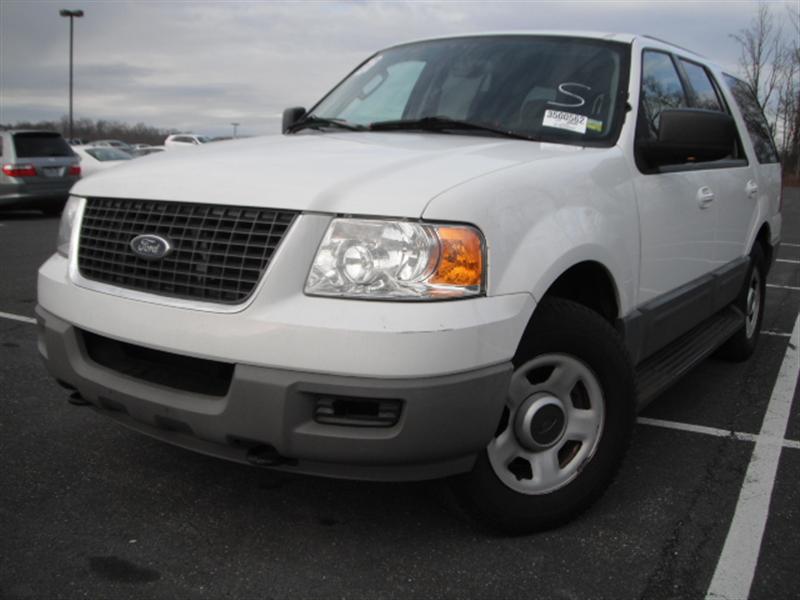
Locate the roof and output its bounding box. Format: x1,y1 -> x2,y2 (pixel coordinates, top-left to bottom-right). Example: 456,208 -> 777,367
382,30 -> 704,60
387,30 -> 637,47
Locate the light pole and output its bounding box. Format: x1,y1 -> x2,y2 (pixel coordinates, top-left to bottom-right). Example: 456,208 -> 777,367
231,122 -> 240,139
59,9 -> 84,141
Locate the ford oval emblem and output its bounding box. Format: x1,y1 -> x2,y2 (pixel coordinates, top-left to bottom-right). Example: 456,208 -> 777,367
130,234 -> 173,260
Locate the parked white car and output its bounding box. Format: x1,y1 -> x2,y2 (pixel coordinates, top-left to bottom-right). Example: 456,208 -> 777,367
38,32 -> 781,533
71,145 -> 132,177
164,134 -> 211,149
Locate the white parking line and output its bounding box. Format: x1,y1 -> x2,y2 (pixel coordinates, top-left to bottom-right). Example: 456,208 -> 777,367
0,311 -> 36,325
706,313 -> 800,600
766,283 -> 800,291
776,258 -> 800,265
762,330 -> 792,338
780,242 -> 800,248
637,417 -> 800,450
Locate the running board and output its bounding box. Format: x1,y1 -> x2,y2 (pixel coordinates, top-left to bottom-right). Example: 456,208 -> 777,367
635,306 -> 744,408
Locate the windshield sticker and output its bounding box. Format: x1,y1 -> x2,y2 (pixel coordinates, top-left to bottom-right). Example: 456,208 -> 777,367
542,109 -> 588,134
547,83 -> 591,108
586,118 -> 603,133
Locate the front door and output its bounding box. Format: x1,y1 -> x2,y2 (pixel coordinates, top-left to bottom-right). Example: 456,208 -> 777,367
632,50 -> 719,304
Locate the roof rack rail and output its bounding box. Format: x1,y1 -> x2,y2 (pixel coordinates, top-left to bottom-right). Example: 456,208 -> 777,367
642,35 -> 705,58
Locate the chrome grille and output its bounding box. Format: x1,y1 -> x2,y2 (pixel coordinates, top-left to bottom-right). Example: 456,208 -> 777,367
78,198 -> 298,304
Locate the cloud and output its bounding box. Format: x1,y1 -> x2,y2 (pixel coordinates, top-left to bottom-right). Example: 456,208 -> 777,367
1,0 -> 794,136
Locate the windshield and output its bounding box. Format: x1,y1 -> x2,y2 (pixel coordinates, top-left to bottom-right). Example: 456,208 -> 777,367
311,36 -> 630,145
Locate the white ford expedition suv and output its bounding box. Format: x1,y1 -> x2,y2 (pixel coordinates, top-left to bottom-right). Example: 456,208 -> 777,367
37,32 -> 782,533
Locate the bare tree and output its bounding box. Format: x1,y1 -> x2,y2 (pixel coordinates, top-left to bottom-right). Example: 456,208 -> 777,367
733,3 -> 800,176
781,2 -> 800,175
0,117 -> 176,146
731,3 -> 782,117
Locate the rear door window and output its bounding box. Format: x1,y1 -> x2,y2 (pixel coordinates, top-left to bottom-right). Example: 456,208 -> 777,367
13,132 -> 73,158
722,74 -> 779,164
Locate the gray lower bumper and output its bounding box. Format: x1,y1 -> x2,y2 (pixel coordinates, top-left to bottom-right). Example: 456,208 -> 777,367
36,306 -> 512,481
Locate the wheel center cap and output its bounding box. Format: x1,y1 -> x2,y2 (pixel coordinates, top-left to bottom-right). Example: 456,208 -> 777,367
515,394 -> 567,451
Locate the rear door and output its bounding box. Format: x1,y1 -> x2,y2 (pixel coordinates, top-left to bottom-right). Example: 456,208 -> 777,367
720,74 -> 782,254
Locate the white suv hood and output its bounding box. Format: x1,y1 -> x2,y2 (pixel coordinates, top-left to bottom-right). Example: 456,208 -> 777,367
71,132 -> 584,217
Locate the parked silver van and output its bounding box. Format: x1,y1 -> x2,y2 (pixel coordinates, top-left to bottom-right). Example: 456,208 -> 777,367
0,130 -> 80,215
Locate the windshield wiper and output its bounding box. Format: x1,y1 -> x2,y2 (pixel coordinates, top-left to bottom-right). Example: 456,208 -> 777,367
369,116 -> 534,141
287,115 -> 366,133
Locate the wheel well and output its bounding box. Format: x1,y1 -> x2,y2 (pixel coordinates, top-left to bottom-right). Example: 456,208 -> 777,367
513,262 -> 621,364
542,262 -> 619,323
754,224 -> 773,269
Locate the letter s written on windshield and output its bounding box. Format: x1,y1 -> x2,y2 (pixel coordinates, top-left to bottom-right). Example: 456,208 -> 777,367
547,83 -> 591,108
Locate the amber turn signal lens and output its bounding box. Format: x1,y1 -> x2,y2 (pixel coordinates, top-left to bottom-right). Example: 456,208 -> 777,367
430,226 -> 483,287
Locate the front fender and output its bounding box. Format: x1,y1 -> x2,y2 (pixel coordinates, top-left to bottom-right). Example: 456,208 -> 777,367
423,146 -> 639,317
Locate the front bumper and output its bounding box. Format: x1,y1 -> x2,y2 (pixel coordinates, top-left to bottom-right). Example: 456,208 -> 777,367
37,307 -> 513,481
38,213 -> 534,378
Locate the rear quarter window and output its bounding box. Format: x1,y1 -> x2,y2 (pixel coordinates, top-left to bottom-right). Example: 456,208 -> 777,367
722,75 -> 779,164
13,133 -> 73,158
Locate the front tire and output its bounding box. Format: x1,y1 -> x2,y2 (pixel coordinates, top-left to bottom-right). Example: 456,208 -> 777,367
453,298 -> 636,534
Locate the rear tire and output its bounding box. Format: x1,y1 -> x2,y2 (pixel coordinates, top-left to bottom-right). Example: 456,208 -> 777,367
452,298 -> 636,534
717,245 -> 766,362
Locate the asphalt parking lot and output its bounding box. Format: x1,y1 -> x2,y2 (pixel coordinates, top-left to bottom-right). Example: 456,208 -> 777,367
1,190 -> 798,600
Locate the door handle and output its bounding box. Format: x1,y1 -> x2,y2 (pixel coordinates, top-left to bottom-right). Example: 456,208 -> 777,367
697,186 -> 715,209
746,180 -> 759,199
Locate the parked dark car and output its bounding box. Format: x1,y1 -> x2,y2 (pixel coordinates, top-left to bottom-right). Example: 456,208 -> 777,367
0,130 -> 80,215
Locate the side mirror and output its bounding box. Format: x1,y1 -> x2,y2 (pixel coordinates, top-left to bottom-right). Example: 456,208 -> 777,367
640,109 -> 736,167
282,107 -> 306,134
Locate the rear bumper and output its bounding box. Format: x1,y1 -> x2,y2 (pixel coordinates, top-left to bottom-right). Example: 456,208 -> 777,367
0,187 -> 71,209
37,306 -> 512,481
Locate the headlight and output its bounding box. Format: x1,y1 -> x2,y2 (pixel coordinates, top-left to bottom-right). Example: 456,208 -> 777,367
57,195 -> 85,257
305,218 -> 484,300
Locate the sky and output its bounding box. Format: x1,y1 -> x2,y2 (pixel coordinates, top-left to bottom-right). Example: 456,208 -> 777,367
0,0 -> 795,138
